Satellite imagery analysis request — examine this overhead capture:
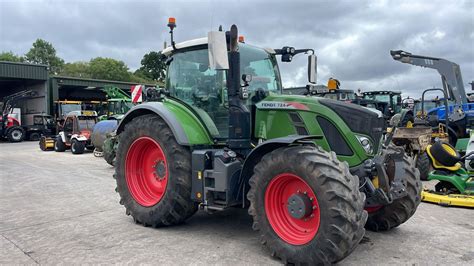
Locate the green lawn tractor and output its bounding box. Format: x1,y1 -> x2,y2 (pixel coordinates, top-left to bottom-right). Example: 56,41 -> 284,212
113,20 -> 422,264
421,140 -> 474,208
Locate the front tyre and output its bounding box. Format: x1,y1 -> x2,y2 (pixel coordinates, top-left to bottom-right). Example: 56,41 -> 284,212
416,151 -> 431,181
71,139 -> 85,154
7,126 -> 25,142
54,136 -> 66,152
365,146 -> 421,231
115,114 -> 197,227
248,146 -> 367,265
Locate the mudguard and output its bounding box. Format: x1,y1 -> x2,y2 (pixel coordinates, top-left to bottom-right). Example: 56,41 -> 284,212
239,135 -> 323,182
116,101 -> 213,145
71,134 -> 88,142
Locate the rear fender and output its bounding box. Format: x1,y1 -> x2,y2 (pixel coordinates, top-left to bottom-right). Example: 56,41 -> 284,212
71,134 -> 87,142
117,101 -> 213,145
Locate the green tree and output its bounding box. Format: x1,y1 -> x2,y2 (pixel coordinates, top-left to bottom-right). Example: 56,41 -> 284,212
25,39 -> 64,74
135,51 -> 166,81
0,51 -> 24,62
60,61 -> 91,78
89,57 -> 131,81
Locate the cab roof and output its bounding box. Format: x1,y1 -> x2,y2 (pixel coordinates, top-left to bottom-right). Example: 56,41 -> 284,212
162,37 -> 207,56
162,37 -> 275,56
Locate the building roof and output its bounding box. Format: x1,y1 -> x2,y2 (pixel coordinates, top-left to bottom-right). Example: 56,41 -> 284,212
0,61 -> 48,80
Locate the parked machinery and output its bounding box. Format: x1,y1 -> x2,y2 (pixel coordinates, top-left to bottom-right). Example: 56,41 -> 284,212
0,89 -> 37,142
112,19 -> 421,264
91,86 -> 134,165
390,50 -> 473,144
421,139 -> 474,208
23,114 -> 56,141
40,110 -> 98,154
362,91 -> 403,120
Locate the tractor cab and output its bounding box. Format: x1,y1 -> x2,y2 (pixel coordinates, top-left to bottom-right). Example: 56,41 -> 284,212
363,91 -> 402,119
163,39 -> 283,139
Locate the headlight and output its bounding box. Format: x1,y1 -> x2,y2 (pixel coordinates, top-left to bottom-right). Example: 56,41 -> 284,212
356,135 -> 374,155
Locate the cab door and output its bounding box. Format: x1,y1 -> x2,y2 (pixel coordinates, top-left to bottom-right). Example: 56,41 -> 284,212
63,116 -> 74,143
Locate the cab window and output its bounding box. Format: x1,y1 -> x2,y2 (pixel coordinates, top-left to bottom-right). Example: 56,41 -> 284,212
64,117 -> 74,131
77,116 -> 96,130
167,49 -> 228,138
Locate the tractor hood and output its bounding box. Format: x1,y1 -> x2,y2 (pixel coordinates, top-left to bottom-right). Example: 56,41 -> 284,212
263,94 -> 385,131
256,94 -> 386,156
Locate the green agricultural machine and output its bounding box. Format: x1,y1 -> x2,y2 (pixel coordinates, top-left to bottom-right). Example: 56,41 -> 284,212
114,20 -> 421,264
91,86 -> 133,164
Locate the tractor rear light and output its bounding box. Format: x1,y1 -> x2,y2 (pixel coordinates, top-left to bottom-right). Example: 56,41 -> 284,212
238,35 -> 245,43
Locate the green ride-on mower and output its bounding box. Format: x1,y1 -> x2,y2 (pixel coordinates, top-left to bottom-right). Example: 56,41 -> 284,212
421,140 -> 474,208
113,19 -> 421,264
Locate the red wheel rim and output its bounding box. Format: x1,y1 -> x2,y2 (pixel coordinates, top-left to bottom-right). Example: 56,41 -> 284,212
264,173 -> 320,245
126,137 -> 168,207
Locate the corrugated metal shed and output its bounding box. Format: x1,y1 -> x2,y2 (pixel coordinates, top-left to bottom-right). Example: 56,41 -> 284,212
48,76 -> 157,114
0,61 -> 48,80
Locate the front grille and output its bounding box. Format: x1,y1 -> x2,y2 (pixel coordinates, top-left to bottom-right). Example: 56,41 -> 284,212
319,99 -> 385,149
317,116 -> 353,156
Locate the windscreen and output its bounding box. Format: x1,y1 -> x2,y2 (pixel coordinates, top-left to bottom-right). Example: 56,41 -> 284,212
77,116 -> 96,130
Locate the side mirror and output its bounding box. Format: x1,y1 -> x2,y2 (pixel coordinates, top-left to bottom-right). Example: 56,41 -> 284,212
208,31 -> 229,70
307,54 -> 317,84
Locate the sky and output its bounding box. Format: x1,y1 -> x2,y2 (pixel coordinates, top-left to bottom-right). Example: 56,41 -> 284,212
0,0 -> 473,98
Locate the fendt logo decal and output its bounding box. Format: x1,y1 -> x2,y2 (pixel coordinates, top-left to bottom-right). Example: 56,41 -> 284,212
256,101 -> 309,111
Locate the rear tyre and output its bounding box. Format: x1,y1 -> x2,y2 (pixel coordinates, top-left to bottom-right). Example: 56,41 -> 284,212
365,146 -> 421,231
29,132 -> 41,141
248,146 -> 367,264
115,114 -> 197,227
416,152 -> 431,181
54,136 -> 66,152
71,139 -> 85,154
7,126 -> 25,142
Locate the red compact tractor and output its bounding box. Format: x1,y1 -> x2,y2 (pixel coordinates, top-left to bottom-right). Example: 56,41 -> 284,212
0,90 -> 37,142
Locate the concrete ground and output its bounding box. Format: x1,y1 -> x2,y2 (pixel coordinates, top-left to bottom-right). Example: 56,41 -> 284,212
1,141 -> 473,265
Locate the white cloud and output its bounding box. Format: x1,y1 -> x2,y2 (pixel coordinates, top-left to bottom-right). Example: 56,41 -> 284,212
0,0 -> 472,97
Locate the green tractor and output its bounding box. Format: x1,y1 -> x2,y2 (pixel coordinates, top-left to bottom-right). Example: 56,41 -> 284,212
114,20 -> 421,264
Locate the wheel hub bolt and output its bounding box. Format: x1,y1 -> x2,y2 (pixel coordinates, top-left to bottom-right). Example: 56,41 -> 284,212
154,160 -> 166,180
